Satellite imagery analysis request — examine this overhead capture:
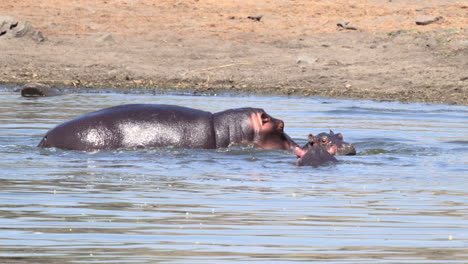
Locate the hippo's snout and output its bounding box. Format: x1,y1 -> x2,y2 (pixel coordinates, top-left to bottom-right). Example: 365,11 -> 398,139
276,120 -> 284,131
337,143 -> 356,156
294,146 -> 307,160
37,135 -> 48,148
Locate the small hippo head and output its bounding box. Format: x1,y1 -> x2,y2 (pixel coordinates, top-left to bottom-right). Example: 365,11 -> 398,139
294,134 -> 338,167
300,133 -> 337,155
313,130 -> 356,155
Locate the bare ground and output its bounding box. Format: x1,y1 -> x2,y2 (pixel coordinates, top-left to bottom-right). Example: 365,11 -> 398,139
1,0 -> 467,104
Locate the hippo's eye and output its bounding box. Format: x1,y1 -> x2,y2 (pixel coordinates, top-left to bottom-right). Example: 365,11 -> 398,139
261,113 -> 270,124
321,137 -> 329,144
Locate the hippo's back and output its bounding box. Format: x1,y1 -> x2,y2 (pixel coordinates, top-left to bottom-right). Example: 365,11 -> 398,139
38,104 -> 215,151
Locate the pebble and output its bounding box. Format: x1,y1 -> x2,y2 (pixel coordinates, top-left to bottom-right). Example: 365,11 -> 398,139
415,15 -> 442,26
0,16 -> 45,42
296,56 -> 318,64
247,15 -> 263,22
337,21 -> 358,30
96,33 -> 115,43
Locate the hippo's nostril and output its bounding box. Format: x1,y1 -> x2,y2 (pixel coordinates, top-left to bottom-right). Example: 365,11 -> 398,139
277,120 -> 284,131
338,144 -> 357,155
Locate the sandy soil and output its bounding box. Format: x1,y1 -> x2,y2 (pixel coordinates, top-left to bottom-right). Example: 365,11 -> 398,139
1,0 -> 467,105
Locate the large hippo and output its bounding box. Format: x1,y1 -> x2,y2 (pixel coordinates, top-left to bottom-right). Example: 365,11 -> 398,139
313,130 -> 356,155
294,134 -> 338,167
38,104 -> 295,151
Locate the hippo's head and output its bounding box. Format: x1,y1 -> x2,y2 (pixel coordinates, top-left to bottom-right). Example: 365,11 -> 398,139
21,82 -> 62,97
294,134 -> 338,167
311,130 -> 356,155
298,133 -> 337,155
250,110 -> 295,150
213,108 -> 295,150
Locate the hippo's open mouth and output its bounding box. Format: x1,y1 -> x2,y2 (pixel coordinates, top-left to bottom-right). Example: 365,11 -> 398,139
294,146 -> 306,160
294,144 -> 338,162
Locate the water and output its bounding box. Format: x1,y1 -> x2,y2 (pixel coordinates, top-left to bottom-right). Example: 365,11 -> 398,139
0,86 -> 467,263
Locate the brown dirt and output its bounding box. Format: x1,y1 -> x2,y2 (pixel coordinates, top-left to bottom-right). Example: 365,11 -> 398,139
1,0 -> 467,104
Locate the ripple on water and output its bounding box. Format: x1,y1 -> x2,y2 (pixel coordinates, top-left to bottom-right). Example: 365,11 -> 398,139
0,88 -> 467,263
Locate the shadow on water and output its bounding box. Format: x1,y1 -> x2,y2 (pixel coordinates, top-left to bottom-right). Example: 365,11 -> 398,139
0,87 -> 467,263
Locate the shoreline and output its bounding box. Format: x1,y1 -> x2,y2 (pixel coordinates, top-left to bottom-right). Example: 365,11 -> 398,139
3,77 -> 466,106
1,0 -> 467,105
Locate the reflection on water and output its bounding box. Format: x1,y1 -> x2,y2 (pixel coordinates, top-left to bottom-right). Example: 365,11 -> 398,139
0,86 -> 467,263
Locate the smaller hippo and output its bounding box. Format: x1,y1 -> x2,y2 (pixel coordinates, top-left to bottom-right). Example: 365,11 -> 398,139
21,83 -> 62,97
313,130 -> 356,155
294,134 -> 338,167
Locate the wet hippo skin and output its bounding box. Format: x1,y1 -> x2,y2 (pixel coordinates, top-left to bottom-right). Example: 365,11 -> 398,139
295,133 -> 338,167
311,130 -> 356,155
38,104 -> 294,151
296,144 -> 338,167
21,82 -> 62,97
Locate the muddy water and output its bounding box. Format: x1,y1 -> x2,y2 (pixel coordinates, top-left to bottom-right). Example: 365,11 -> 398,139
0,87 -> 467,264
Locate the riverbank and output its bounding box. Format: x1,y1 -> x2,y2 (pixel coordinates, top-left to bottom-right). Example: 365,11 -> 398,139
1,0 -> 467,105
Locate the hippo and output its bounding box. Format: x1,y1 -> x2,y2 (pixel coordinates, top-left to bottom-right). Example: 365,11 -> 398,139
38,104 -> 295,151
312,130 -> 356,155
294,134 -> 338,167
21,83 -> 62,97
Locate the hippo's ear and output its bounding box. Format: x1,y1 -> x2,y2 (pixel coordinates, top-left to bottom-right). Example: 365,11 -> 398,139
307,134 -> 315,142
329,129 -> 334,135
260,113 -> 270,125
336,133 -> 343,140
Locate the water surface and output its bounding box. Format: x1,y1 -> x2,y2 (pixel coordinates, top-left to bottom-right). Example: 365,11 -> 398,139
0,87 -> 467,263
